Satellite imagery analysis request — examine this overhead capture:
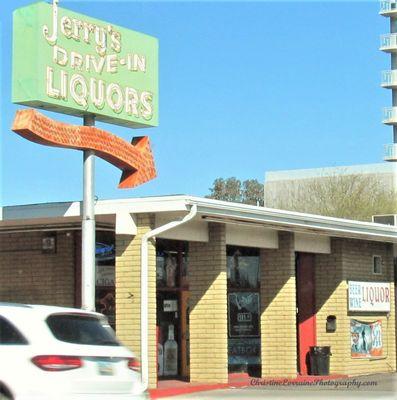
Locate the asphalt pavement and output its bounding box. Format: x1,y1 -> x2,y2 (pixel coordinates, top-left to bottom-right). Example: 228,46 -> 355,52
158,373 -> 397,400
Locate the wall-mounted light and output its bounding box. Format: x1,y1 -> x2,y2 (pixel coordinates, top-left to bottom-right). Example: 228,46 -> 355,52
42,233 -> 57,254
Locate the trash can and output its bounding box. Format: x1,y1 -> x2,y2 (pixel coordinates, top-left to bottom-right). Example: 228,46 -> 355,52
309,346 -> 331,376
247,363 -> 261,378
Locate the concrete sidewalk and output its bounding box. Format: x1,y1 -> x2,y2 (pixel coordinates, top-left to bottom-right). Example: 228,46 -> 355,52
153,373 -> 397,399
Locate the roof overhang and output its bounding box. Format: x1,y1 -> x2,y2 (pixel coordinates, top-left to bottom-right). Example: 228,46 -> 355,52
1,195 -> 397,243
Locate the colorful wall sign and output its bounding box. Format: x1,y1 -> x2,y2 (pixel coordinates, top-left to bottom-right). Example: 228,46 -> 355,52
348,281 -> 391,312
13,1 -> 158,128
350,319 -> 383,358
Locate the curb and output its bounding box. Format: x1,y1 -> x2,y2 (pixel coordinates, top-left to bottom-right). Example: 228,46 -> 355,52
149,374 -> 348,398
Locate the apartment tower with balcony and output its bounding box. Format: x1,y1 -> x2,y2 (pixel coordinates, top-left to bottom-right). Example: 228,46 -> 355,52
380,1 -> 397,191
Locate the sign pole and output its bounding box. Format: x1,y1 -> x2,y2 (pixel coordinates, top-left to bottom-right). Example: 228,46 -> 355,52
81,114 -> 96,311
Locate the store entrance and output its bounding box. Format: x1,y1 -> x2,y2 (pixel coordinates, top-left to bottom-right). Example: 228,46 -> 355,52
227,246 -> 261,377
156,239 -> 190,381
296,252 -> 316,375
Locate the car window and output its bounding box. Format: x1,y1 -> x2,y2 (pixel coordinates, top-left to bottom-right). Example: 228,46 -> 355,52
46,314 -> 120,346
0,316 -> 28,345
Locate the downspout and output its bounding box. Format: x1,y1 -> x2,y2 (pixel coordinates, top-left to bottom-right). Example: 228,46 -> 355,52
140,204 -> 197,391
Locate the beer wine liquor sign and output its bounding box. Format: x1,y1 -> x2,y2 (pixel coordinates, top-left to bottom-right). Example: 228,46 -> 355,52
13,1 -> 158,128
348,281 -> 391,313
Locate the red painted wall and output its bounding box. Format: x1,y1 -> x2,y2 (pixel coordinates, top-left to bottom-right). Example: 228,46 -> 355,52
296,253 -> 316,375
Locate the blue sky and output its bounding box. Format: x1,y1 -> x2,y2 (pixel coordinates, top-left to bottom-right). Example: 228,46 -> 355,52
0,0 -> 392,205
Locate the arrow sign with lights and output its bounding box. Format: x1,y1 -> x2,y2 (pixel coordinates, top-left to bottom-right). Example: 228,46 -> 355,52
12,109 -> 156,189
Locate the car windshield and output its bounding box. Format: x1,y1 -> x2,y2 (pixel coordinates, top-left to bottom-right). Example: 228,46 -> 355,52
46,314 -> 120,346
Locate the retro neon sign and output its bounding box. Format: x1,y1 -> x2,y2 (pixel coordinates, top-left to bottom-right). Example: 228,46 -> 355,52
13,1 -> 158,128
12,109 -> 156,188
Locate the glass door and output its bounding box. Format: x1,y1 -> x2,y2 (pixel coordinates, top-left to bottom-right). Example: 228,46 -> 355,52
156,239 -> 189,380
227,246 -> 261,377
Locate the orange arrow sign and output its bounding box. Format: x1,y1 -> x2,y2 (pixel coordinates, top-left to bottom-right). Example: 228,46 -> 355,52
12,109 -> 156,189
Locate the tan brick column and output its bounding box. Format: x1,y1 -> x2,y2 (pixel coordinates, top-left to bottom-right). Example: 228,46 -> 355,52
260,231 -> 297,378
316,238 -> 396,375
115,214 -> 157,388
189,223 -> 228,383
315,238 -> 347,375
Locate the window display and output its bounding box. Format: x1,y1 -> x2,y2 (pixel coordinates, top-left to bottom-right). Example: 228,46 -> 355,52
156,239 -> 189,379
228,292 -> 260,337
165,255 -> 177,288
226,246 -> 261,374
164,324 -> 178,375
95,231 -> 115,328
227,247 -> 259,289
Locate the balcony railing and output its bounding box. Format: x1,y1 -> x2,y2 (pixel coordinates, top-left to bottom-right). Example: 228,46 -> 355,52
384,143 -> 397,161
380,34 -> 397,51
383,107 -> 397,124
380,0 -> 397,15
381,70 -> 397,87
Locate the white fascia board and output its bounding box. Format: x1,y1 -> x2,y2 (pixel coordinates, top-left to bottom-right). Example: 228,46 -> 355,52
226,224 -> 278,249
185,197 -> 397,242
115,212 -> 137,235
295,233 -> 331,254
2,196 -> 190,222
95,196 -> 189,215
2,202 -> 81,220
3,195 -> 397,242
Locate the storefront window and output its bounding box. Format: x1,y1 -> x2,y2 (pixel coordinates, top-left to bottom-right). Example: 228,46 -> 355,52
227,246 -> 260,289
156,239 -> 190,380
227,246 -> 261,375
95,231 -> 115,329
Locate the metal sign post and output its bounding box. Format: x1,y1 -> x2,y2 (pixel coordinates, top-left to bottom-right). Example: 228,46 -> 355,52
82,115 -> 96,311
12,0 -> 158,385
13,108 -> 157,313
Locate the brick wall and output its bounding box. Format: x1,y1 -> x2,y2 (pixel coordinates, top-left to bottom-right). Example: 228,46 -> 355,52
342,239 -> 395,374
260,231 -> 297,378
115,214 -> 157,388
316,238 -> 396,375
315,238 -> 348,374
189,223 -> 228,383
0,231 -> 75,306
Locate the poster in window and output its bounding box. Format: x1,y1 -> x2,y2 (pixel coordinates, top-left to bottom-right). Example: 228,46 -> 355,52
228,292 -> 259,337
96,287 -> 115,328
227,253 -> 259,289
350,319 -> 382,358
156,256 -> 166,287
228,337 -> 261,366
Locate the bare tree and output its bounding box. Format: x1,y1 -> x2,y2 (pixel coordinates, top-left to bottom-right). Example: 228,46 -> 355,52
207,177 -> 264,206
264,171 -> 397,221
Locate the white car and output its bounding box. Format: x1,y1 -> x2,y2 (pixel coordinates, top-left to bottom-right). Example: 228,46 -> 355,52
0,303 -> 147,400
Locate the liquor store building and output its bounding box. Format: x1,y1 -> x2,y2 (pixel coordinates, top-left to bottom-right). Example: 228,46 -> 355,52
0,195 -> 396,388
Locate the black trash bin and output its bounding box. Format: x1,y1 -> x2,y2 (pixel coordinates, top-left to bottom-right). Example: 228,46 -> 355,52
309,346 -> 331,376
247,363 -> 262,378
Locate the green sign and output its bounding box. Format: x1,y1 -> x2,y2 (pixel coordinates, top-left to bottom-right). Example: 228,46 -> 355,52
13,2 -> 158,128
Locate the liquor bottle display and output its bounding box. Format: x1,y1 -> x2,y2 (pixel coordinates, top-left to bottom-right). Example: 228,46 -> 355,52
157,330 -> 164,376
165,256 -> 177,287
163,324 -> 178,376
